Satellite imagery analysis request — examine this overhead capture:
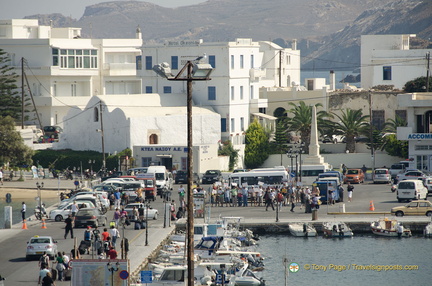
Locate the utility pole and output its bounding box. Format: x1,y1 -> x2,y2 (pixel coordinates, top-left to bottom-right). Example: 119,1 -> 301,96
426,52 -> 430,92
369,90 -> 375,174
21,58 -> 25,129
99,101 -> 106,172
279,50 -> 282,87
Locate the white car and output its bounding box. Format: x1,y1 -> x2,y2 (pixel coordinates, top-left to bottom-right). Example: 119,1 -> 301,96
26,235 -> 58,260
396,170 -> 427,182
373,168 -> 391,184
50,200 -> 96,221
124,203 -> 159,220
72,191 -> 110,208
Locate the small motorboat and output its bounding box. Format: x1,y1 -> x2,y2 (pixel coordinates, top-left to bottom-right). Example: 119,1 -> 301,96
371,218 -> 411,237
288,223 -> 317,237
322,222 -> 353,238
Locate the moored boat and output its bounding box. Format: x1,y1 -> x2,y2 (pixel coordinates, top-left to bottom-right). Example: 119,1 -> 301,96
371,218 -> 412,237
322,222 -> 353,238
288,223 -> 317,237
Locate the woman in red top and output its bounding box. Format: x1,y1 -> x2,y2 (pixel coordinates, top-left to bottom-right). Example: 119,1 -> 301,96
101,228 -> 110,241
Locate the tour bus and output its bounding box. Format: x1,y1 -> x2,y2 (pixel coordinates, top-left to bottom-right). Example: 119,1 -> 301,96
229,167 -> 289,187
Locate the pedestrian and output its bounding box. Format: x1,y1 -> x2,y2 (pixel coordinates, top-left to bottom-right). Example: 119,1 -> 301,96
170,200 -> 177,221
242,187 -> 249,207
178,185 -> 185,204
397,223 -> 404,238
113,208 -> 121,227
107,246 -> 118,259
264,190 -> 275,211
342,164 -> 348,177
338,185 -> 344,202
224,188 -> 231,207
132,206 -> 139,221
109,225 -> 120,248
328,183 -> 335,205
109,193 -> 115,210
38,263 -> 50,284
42,271 -> 56,286
230,186 -> 238,207
39,251 -> 50,269
71,201 -> 79,218
0,169 -> 3,185
101,228 -> 110,241
347,182 -> 354,202
64,215 -> 74,239
21,201 -> 26,222
256,186 -> 263,207
55,252 -> 65,281
84,226 -> 93,241
62,252 -> 70,269
276,191 -> 284,209
290,192 -> 296,212
361,164 -> 367,175
114,189 -> 121,209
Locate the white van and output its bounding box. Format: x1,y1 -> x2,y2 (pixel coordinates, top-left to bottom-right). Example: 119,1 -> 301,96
147,166 -> 174,195
396,179 -> 428,202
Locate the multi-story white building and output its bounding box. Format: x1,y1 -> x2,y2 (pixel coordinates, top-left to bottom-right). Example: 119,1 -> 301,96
0,19 -> 143,127
138,38 -> 301,144
361,34 -> 431,90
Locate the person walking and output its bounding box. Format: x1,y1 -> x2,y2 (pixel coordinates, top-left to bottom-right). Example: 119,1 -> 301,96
264,190 -> 275,211
38,264 -> 51,285
55,252 -> 65,281
114,189 -> 121,209
113,208 -> 121,227
109,225 -> 120,248
289,192 -> 296,212
107,246 -> 118,259
0,169 -> 3,185
242,187 -> 249,207
21,201 -> 26,222
230,187 -> 238,207
71,201 -> 79,218
39,252 -> 50,269
42,271 -> 56,286
347,182 -> 354,202
101,228 -> 110,241
64,215 -> 74,239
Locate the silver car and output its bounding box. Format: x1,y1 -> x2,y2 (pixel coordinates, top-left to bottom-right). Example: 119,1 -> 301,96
26,235 -> 58,260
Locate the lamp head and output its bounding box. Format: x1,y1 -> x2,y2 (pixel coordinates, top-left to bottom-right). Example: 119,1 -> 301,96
153,62 -> 174,79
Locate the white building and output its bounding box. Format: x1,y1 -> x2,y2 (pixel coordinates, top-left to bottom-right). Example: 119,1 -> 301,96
0,19 -> 143,127
361,34 -> 431,90
138,38 -> 301,144
56,94 -> 222,172
397,92 -> 432,171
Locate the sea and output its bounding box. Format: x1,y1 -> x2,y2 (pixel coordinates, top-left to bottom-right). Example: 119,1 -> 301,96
301,70 -> 360,90
257,234 -> 432,285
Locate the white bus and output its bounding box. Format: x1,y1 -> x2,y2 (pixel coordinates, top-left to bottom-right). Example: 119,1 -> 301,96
299,164 -> 333,186
229,168 -> 289,186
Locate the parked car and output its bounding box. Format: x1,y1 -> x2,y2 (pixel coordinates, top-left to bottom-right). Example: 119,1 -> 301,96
373,168 -> 391,184
74,208 -> 107,228
49,200 -> 96,222
391,200 -> 432,217
124,203 -> 159,220
26,235 -> 58,260
343,168 -> 365,184
424,177 -> 432,194
396,179 -> 428,202
396,170 -> 427,182
389,163 -> 406,179
32,128 -> 43,143
175,170 -> 200,184
42,125 -> 63,139
201,170 -> 223,184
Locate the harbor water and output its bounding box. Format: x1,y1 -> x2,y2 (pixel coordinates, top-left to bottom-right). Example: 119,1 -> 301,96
257,234 -> 432,285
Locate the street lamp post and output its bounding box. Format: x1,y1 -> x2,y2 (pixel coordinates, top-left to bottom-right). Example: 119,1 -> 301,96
107,262 -> 120,286
145,200 -> 149,246
153,58 -> 213,286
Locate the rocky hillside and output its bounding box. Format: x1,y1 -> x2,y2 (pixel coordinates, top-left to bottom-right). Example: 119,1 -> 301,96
25,0 -> 430,69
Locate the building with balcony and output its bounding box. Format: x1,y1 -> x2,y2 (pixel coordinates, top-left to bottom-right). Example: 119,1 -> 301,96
138,38 -> 301,145
0,19 -> 143,128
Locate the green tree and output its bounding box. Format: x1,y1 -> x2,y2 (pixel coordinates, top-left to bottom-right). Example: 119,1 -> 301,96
0,49 -> 21,120
381,134 -> 408,158
244,119 -> 269,169
284,101 -> 330,153
218,141 -> 239,171
0,116 -> 34,166
403,76 -> 432,92
331,109 -> 369,153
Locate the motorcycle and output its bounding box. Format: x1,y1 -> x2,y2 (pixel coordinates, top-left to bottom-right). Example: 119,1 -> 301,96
391,184 -> 397,193
34,203 -> 48,220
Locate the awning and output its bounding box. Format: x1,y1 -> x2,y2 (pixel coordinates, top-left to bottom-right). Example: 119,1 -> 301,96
251,112 -> 277,120
156,154 -> 172,158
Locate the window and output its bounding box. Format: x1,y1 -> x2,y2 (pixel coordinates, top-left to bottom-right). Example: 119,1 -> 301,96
54,48 -> 97,69
163,86 -> 172,93
149,134 -> 158,144
209,55 -> 216,68
231,55 -> 234,69
286,55 -> 291,65
395,110 -> 407,123
231,86 -> 235,100
231,118 -> 235,132
250,85 -> 254,99
71,83 -> 76,96
136,55 -> 142,70
383,66 -> 392,80
94,107 -> 99,122
240,55 -> 244,68
208,86 -> 216,100
221,118 -> 227,132
240,86 -> 244,99
145,56 -> 152,70
240,117 -> 244,131
250,55 -> 254,68
145,86 -> 153,93
171,56 -> 178,70
141,157 -> 152,167
372,110 -> 385,130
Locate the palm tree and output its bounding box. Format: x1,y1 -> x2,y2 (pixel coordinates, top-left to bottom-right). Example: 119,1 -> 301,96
284,101 -> 330,153
382,115 -> 407,133
331,109 -> 370,153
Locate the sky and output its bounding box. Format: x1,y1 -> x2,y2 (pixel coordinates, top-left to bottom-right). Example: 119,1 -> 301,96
0,0 -> 207,20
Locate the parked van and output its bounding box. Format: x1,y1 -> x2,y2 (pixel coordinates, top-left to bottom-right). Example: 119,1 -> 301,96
396,179 -> 428,202
147,166 -> 174,196
424,177 -> 432,194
